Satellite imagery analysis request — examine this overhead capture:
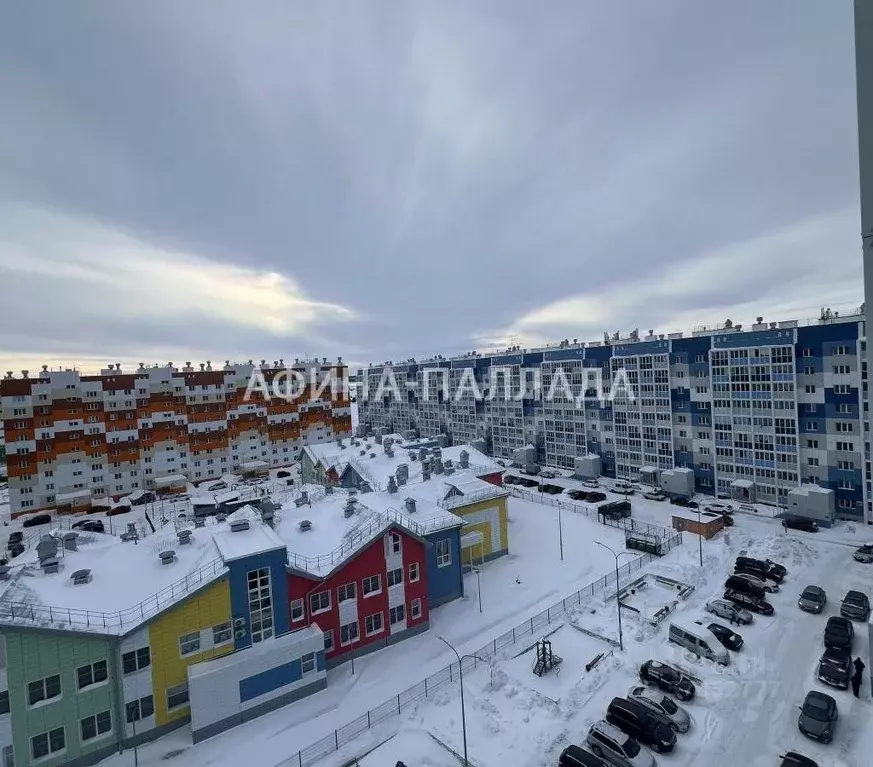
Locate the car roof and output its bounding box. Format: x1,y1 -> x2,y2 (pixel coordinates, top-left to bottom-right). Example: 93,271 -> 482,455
845,590 -> 867,600
827,615 -> 851,626
592,720 -> 629,743
803,585 -> 824,593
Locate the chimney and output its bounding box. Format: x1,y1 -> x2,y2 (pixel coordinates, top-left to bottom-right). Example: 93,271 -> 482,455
404,497 -> 416,514
387,476 -> 398,494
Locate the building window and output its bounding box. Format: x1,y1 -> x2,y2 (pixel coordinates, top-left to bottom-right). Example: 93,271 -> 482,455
309,590 -> 331,615
80,710 -> 112,742
365,612 -> 384,636
301,653 -> 316,675
387,531 -> 402,555
339,621 -> 359,646
409,562 -> 420,583
31,727 -> 65,761
179,632 -> 201,657
387,568 -> 403,587
806,439 -> 819,449
166,682 -> 189,711
76,660 -> 108,690
411,599 -> 422,620
362,574 -> 381,596
125,695 -> 154,723
213,622 -> 233,645
337,582 -> 357,603
122,647 -> 151,674
436,539 -> 451,567
27,674 -> 61,706
389,605 -> 405,625
248,567 -> 274,643
290,599 -> 305,622
0,691 -> 8,716
323,631 -> 334,652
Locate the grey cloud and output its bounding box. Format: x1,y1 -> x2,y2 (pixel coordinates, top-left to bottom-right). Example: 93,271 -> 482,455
0,0 -> 862,370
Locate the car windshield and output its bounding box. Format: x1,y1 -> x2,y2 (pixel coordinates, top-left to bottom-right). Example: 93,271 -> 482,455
803,697 -> 832,721
660,696 -> 677,714
801,588 -> 821,600
828,621 -> 850,636
621,736 -> 640,758
846,592 -> 865,605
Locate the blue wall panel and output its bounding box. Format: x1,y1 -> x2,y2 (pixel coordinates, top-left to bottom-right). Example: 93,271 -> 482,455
227,548 -> 291,651
712,329 -> 795,348
612,340 -> 669,357
670,337 -> 713,364
239,659 -> 302,703
543,348 -> 586,362
424,527 -> 464,605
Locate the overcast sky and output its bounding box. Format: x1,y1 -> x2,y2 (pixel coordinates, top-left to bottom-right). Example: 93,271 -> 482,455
0,1 -> 863,375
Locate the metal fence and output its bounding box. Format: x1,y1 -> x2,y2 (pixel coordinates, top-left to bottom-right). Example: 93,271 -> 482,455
277,532 -> 683,767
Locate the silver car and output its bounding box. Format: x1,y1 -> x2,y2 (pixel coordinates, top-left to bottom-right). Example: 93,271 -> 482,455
587,721 -> 656,767
798,585 -> 827,614
627,686 -> 690,732
733,572 -> 779,593
853,545 -> 873,564
705,598 -> 753,625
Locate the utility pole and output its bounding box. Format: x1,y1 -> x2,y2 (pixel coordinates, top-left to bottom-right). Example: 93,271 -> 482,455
596,541 -> 632,651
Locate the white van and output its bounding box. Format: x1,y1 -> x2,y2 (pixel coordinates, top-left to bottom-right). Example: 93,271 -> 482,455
668,620 -> 730,665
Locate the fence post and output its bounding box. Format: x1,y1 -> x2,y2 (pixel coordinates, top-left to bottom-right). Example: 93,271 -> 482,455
449,665 -> 453,681
298,751 -> 302,767
367,711 -> 371,728
335,730 -> 338,749
512,627 -> 516,642
425,677 -> 428,697
397,695 -> 401,714
530,617 -> 533,632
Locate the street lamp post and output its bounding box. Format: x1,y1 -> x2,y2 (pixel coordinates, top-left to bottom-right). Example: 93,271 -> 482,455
595,541 -> 633,652
437,636 -> 469,766
473,567 -> 482,613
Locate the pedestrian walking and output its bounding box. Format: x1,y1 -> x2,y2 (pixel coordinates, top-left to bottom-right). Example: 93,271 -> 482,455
852,657 -> 865,698
854,656 -> 865,677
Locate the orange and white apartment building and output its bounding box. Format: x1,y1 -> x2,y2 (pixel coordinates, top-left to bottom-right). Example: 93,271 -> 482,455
1,358 -> 352,518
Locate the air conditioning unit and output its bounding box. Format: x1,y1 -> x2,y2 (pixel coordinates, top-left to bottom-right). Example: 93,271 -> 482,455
233,617 -> 247,629
234,628 -> 246,640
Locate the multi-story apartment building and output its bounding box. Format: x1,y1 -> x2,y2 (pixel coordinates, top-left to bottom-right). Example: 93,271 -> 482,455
359,312 -> 870,521
0,359 -> 352,518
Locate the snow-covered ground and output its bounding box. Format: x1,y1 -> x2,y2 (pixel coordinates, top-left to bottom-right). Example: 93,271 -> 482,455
64,484 -> 873,767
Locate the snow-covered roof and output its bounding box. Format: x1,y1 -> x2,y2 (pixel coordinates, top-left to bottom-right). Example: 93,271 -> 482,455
788,484 -> 833,497
731,479 -> 754,488
241,460 -> 269,470
276,488 -> 463,577
671,509 -> 720,524
0,519 -> 234,635
154,473 -> 187,486
212,508 -> 286,563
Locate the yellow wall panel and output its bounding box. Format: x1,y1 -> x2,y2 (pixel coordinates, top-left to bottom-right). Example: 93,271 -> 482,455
149,577 -> 233,726
456,496 -> 509,558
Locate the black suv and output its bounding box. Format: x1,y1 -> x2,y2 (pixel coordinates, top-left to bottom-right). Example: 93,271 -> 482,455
72,519 -> 105,534
780,754 -> 818,767
606,697 -> 676,753
735,556 -> 786,583
840,590 -> 871,622
22,513 -> 51,528
638,660 -> 695,701
782,516 -> 819,533
723,589 -> 774,615
670,496 -> 698,508
817,647 -> 851,690
824,616 -> 854,652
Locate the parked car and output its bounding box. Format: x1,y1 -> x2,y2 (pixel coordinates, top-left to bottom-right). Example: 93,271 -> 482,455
638,660 -> 695,701
668,620 -> 729,665
798,585 -> 827,614
626,686 -> 690,732
89,504 -> 112,514
606,697 -> 676,753
580,479 -> 601,489
275,471 -> 291,479
670,497 -> 697,509
643,491 -> 666,502
823,616 -> 854,652
840,590 -> 871,622
797,690 -> 838,743
731,571 -> 778,593
7,531 -> 23,545
718,513 -> 735,527
71,519 -> 105,534
735,556 -> 786,582
724,575 -> 767,601
611,480 -> 635,495
599,501 -> 632,521
723,589 -> 774,616
852,544 -> 873,563
783,516 -> 819,533
22,513 -> 51,528
207,481 -> 228,491
817,647 -> 852,690
558,745 -> 609,767
779,753 -> 818,767
705,598 -> 753,625
694,621 -> 743,651
503,475 -> 518,485
129,491 -> 155,506
7,544 -> 24,559
539,468 -> 558,479
586,721 -> 656,767
704,502 -> 734,513
107,504 -> 132,517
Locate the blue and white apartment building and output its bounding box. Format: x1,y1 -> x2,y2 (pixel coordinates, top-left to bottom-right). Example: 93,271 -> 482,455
358,311 -> 870,522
